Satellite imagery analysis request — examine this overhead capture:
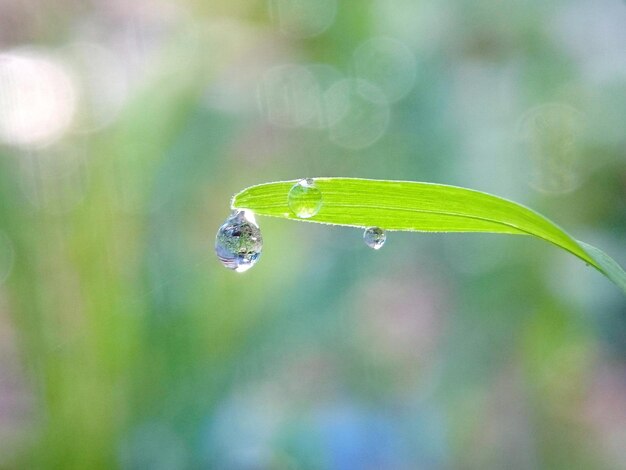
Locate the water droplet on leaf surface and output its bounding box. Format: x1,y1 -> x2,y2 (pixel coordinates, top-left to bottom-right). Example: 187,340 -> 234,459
215,210 -> 263,272
288,178 -> 322,218
363,227 -> 386,250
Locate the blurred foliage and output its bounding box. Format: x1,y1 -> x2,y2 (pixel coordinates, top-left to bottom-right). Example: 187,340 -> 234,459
0,0 -> 625,469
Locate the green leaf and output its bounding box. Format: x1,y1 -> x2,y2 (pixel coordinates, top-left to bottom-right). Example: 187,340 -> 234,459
232,178 -> 626,294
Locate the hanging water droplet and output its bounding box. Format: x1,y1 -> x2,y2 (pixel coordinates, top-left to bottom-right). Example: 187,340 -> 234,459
288,178 -> 322,218
363,227 -> 386,250
215,210 -> 263,273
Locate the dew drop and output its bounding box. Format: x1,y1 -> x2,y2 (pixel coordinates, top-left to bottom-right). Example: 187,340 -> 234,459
363,227 -> 386,250
288,178 -> 322,218
215,210 -> 263,273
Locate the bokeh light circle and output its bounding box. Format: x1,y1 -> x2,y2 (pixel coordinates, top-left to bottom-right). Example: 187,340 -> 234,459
0,49 -> 77,148
325,78 -> 390,150
353,37 -> 417,103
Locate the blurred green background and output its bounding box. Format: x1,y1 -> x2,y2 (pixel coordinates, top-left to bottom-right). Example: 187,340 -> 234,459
1,0 -> 626,468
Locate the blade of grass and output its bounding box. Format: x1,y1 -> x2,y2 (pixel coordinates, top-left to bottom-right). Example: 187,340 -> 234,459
232,178 -> 626,294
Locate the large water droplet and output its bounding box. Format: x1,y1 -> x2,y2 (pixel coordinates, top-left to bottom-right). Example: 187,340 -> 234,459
288,178 -> 322,218
363,227 -> 386,250
215,210 -> 263,272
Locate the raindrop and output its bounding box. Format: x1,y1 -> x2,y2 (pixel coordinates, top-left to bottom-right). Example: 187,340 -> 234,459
363,227 -> 386,250
287,178 -> 322,218
215,210 -> 263,273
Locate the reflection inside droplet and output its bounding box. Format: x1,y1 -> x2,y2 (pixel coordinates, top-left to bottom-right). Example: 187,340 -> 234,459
215,210 -> 263,273
287,178 -> 322,218
363,227 -> 386,250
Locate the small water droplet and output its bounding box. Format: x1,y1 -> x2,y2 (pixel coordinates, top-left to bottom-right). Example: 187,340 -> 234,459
288,178 -> 322,218
215,210 -> 263,272
363,227 -> 386,250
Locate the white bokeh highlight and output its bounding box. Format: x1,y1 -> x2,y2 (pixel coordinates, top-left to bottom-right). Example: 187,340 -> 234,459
0,49 -> 77,148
